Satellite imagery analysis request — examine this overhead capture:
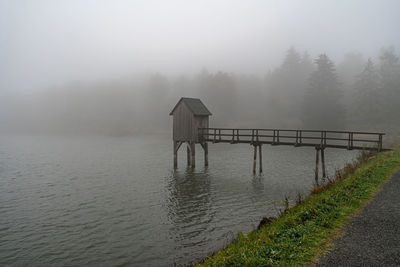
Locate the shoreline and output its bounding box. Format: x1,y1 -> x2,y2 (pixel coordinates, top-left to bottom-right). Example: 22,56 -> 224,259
196,148 -> 400,266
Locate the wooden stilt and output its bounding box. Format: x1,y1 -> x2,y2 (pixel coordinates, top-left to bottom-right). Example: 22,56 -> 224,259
187,144 -> 191,166
321,148 -> 326,178
204,142 -> 208,167
315,146 -> 320,185
190,142 -> 195,168
173,141 -> 178,169
253,145 -> 257,174
259,145 -> 263,173
173,141 -> 183,169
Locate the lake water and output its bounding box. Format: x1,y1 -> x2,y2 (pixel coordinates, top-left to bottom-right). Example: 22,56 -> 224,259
0,135 -> 358,266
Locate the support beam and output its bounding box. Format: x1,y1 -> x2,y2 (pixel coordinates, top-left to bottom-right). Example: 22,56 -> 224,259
190,142 -> 196,169
259,145 -> 263,173
174,141 -> 177,169
253,145 -> 257,174
203,142 -> 208,166
315,146 -> 320,185
321,148 -> 326,178
187,144 -> 191,166
173,141 -> 183,169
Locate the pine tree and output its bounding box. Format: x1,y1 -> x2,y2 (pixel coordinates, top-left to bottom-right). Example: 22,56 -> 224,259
303,54 -> 345,129
379,47 -> 400,124
352,59 -> 381,127
266,47 -> 313,126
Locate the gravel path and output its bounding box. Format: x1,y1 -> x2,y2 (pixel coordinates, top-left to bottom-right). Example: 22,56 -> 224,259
318,170 -> 400,266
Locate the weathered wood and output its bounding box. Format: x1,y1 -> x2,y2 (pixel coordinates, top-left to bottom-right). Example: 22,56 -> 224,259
198,128 -> 387,151
213,129 -> 216,143
171,98 -> 210,143
204,142 -> 208,166
253,145 -> 257,174
259,145 -> 263,173
321,148 -> 326,178
173,141 -> 183,169
187,144 -> 191,166
174,141 -> 178,169
171,99 -> 388,175
200,142 -> 208,166
315,146 -> 320,185
190,142 -> 195,168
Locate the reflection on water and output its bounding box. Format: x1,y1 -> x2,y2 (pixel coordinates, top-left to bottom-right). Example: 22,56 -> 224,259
0,135 -> 359,266
167,168 -> 213,243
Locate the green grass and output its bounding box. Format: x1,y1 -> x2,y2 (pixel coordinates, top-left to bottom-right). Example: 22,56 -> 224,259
197,149 -> 400,266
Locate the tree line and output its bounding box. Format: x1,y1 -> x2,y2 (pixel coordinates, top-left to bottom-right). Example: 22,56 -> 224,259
2,47 -> 399,138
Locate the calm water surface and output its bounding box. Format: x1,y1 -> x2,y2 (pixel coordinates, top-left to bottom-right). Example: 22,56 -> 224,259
0,135 -> 358,266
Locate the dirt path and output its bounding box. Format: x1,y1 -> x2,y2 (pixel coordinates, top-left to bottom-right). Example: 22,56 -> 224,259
318,170 -> 400,266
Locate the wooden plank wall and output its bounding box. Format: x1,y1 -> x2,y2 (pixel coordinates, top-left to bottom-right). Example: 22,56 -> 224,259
172,103 -> 195,141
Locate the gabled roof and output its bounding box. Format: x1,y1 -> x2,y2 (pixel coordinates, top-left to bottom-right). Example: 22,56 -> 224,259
169,97 -> 212,116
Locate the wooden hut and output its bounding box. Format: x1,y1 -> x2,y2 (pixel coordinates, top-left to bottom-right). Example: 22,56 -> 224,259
170,97 -> 212,168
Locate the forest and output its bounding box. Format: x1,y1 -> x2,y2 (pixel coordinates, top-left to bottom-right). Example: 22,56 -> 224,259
1,46 -> 399,141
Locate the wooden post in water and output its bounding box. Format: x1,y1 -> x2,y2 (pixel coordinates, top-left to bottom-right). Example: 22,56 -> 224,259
190,142 -> 195,168
321,148 -> 326,178
174,141 -> 178,169
187,144 -> 191,166
204,142 -> 208,166
201,142 -> 208,166
253,145 -> 257,174
315,146 -> 320,185
173,141 -> 183,169
259,145 -> 263,173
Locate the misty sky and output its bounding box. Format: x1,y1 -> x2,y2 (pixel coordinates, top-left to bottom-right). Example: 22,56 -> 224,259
1,0 -> 399,92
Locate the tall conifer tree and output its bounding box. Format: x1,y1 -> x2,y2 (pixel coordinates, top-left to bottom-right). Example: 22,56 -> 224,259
303,54 -> 345,129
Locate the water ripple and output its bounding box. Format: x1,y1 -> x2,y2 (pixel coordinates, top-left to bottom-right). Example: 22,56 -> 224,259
0,136 -> 359,266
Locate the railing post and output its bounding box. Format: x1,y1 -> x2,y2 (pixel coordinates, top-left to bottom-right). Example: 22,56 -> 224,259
231,129 -> 235,143
253,144 -> 257,174
347,132 -> 351,150
273,130 -> 276,144
351,133 -> 354,148
213,129 -> 216,143
378,134 -> 383,152
251,129 -> 254,145
321,148 -> 326,178
237,129 -> 240,142
256,129 -> 259,143
277,130 -> 280,143
219,129 -> 221,142
315,146 -> 320,185
259,145 -> 263,173
320,131 -> 323,147
299,131 -> 302,145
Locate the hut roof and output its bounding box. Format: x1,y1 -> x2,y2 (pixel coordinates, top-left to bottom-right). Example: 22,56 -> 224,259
169,97 -> 212,116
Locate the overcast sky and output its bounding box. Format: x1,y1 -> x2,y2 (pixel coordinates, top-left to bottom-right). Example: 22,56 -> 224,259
1,0 -> 399,91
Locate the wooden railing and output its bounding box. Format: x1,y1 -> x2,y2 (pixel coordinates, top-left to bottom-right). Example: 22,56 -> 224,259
198,128 -> 386,151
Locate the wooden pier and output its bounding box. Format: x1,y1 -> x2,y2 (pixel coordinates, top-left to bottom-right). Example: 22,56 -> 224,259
198,128 -> 387,184
170,98 -> 389,184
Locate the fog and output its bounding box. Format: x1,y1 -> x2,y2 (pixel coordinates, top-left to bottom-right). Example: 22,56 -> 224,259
1,0 -> 400,140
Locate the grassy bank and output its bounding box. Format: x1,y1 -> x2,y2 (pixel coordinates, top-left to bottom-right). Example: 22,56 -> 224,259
197,148 -> 400,266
